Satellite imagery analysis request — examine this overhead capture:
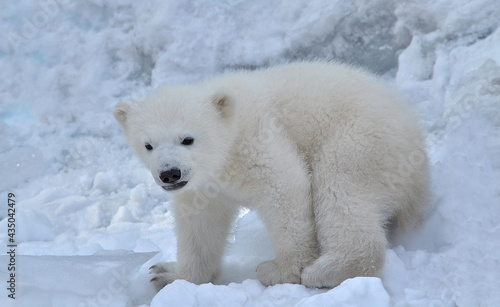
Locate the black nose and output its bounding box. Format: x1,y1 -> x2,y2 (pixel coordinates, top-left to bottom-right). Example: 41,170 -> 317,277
160,168 -> 182,184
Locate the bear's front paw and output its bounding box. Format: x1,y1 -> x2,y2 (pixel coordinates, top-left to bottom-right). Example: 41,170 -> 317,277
149,262 -> 177,274
149,262 -> 178,291
256,260 -> 301,286
150,272 -> 180,291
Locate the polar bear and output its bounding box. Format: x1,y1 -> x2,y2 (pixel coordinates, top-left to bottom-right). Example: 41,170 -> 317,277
114,61 -> 430,290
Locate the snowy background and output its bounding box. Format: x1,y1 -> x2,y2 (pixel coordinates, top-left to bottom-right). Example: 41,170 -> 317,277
1,0 -> 499,306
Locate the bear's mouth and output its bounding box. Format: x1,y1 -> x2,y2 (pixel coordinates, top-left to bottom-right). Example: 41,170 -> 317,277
162,181 -> 188,191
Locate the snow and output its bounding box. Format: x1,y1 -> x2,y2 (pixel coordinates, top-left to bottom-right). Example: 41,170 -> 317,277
0,251 -> 157,307
151,277 -> 389,307
1,0 -> 499,306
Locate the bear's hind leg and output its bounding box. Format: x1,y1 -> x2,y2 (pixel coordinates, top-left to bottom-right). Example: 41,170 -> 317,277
249,137 -> 319,286
301,146 -> 389,288
254,174 -> 319,286
300,199 -> 387,288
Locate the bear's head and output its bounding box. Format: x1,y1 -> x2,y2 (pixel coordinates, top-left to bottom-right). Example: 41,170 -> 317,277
114,86 -> 236,194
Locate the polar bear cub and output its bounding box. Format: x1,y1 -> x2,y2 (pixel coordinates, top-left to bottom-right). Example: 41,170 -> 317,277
114,61 -> 430,290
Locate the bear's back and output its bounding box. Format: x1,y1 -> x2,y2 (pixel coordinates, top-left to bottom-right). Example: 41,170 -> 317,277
250,62 -> 420,154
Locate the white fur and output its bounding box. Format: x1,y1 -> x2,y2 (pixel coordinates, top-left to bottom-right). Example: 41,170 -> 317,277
114,61 -> 430,290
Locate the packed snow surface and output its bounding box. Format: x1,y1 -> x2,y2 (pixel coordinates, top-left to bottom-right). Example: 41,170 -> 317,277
1,0 -> 499,306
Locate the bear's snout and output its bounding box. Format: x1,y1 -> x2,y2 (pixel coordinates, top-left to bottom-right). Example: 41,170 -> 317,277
160,168 -> 182,184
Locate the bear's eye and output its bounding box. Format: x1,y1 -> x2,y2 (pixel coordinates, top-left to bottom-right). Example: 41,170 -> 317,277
145,143 -> 153,150
181,137 -> 194,146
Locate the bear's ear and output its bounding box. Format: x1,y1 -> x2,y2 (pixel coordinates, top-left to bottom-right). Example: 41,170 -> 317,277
113,102 -> 131,129
211,89 -> 234,120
